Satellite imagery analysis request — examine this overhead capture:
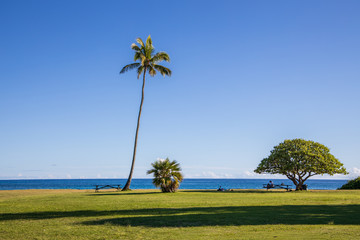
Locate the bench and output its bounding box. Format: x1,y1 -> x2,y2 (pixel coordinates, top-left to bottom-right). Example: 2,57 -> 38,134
263,184 -> 292,191
95,185 -> 122,192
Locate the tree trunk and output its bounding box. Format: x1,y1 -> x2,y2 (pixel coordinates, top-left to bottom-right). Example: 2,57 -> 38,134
289,177 -> 300,191
296,179 -> 304,190
122,69 -> 146,191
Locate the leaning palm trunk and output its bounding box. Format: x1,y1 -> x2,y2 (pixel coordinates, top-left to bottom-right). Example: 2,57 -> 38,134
120,36 -> 171,191
122,70 -> 146,191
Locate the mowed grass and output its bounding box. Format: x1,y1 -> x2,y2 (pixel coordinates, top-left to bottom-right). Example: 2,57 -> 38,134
0,189 -> 360,239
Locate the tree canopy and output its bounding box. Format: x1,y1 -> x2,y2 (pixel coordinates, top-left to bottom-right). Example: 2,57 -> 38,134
120,35 -> 171,79
339,177 -> 360,189
254,139 -> 347,190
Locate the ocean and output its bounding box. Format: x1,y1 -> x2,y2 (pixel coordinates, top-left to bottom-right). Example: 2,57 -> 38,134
0,178 -> 348,190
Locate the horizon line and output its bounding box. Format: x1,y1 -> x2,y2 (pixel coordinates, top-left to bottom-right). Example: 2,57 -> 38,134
0,177 -> 350,181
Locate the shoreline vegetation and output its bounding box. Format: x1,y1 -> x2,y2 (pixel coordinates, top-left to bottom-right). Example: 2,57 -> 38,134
1,189 -> 359,239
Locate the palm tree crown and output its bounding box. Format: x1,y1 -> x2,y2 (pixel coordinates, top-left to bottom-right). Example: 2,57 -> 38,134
147,158 -> 183,193
120,35 -> 171,78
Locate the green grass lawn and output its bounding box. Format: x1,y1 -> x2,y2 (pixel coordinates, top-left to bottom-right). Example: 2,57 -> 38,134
0,189 -> 359,239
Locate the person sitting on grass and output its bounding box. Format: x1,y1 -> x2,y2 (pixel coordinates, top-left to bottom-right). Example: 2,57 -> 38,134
217,186 -> 234,191
267,181 -> 274,189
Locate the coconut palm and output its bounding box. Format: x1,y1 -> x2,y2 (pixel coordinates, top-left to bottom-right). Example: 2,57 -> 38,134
147,158 -> 183,193
120,35 -> 171,191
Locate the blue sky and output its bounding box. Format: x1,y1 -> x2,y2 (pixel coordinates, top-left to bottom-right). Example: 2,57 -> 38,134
1,0 -> 359,179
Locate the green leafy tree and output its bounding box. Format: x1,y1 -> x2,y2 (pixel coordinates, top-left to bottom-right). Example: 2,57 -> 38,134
120,35 -> 171,191
254,139 -> 348,190
339,177 -> 360,189
147,158 -> 183,192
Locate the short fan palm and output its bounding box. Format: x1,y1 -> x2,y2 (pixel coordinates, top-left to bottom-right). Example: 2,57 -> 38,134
147,158 -> 183,193
120,35 -> 171,191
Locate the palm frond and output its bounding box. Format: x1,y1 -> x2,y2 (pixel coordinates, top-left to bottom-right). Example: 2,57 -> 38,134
146,35 -> 152,46
148,65 -> 157,77
172,172 -> 183,181
136,37 -> 145,47
134,51 -> 145,62
146,169 -> 155,175
120,63 -> 140,74
153,65 -> 172,77
131,43 -> 141,52
152,52 -> 170,63
137,66 -> 144,79
141,35 -> 152,58
144,46 -> 154,59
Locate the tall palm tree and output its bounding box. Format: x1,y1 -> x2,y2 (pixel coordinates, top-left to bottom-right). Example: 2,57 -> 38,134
120,35 -> 171,191
147,158 -> 183,192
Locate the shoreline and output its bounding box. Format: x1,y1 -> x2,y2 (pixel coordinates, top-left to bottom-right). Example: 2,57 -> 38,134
0,188 -> 351,192
0,179 -> 348,191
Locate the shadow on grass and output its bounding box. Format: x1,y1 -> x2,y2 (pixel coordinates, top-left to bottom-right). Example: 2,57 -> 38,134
88,191 -> 163,196
88,190 -> 287,196
182,190 -> 287,194
1,205 -> 359,227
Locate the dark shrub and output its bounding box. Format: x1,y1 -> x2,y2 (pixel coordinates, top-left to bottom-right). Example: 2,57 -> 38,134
339,177 -> 360,189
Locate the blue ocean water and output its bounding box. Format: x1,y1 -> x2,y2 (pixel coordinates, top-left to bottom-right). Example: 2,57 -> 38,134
0,178 -> 348,190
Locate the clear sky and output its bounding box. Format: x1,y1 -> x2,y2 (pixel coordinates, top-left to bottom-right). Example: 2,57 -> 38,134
1,0 -> 359,179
